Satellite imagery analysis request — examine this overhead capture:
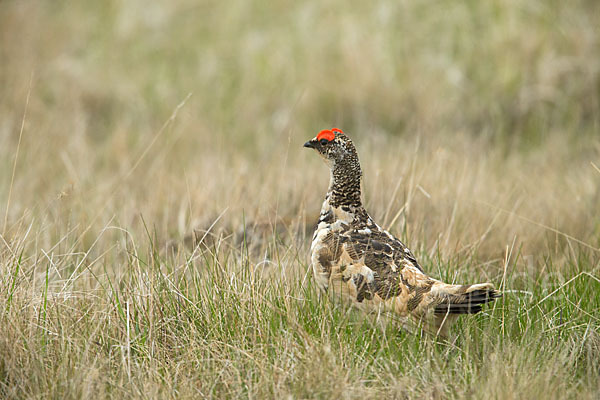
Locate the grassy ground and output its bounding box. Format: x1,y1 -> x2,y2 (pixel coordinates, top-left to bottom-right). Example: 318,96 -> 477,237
1,0 -> 599,398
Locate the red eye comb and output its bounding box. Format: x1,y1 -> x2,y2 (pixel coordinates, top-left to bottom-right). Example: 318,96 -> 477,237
331,128 -> 344,134
317,129 -> 335,142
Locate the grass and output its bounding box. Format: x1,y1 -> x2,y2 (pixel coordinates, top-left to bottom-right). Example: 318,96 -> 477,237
1,0 -> 599,398
1,228 -> 598,398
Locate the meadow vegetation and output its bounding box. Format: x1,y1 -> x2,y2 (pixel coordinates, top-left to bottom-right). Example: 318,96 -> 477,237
1,0 -> 599,398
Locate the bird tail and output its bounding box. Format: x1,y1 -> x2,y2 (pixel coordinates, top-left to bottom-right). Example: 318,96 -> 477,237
419,282 -> 501,337
433,282 -> 501,315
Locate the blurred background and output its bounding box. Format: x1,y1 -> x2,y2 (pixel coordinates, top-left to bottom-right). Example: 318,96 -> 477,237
1,0 -> 599,265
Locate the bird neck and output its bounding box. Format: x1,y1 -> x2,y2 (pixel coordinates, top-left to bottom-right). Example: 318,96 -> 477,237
327,161 -> 363,209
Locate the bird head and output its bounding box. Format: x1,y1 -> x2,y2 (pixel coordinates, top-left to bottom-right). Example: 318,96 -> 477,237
304,128 -> 359,169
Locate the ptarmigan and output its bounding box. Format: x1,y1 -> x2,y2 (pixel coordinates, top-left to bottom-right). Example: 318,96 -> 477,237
305,128 -> 500,336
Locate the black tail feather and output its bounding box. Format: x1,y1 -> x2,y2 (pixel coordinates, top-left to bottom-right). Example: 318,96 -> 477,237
434,288 -> 501,315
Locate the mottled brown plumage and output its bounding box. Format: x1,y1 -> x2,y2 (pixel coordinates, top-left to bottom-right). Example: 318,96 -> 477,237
305,128 -> 500,336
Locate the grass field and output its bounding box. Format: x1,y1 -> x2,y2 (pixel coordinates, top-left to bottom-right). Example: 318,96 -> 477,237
1,0 -> 599,398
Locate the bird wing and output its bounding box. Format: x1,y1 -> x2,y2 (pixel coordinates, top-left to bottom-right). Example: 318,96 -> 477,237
331,226 -> 433,306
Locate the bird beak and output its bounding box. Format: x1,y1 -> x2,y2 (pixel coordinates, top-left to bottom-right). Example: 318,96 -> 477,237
304,139 -> 317,149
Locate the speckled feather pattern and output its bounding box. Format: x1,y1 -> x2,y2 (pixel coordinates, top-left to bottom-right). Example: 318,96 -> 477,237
306,129 -> 500,336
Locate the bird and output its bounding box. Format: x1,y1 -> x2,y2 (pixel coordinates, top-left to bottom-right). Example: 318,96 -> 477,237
304,128 -> 500,337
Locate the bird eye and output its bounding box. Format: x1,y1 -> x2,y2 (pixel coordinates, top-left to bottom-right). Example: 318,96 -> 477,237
320,138 -> 329,145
